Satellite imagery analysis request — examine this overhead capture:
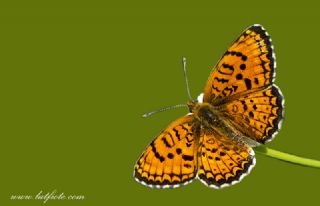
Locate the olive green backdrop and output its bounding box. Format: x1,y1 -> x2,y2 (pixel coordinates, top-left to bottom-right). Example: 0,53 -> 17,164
0,1 -> 319,205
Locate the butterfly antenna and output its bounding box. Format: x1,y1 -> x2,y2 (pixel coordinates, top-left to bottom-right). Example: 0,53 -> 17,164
142,104 -> 187,118
182,57 -> 193,102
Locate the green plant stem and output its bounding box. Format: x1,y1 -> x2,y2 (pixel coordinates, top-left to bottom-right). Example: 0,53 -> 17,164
254,146 -> 320,169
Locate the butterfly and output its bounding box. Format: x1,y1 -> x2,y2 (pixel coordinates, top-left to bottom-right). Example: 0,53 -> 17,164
134,24 -> 284,189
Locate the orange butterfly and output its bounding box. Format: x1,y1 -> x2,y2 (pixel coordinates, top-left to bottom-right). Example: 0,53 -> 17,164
134,24 -> 284,189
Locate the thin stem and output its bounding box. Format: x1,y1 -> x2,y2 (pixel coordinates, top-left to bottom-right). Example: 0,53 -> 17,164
254,146 -> 320,169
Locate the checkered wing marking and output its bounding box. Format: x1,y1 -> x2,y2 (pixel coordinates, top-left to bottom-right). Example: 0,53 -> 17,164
197,130 -> 255,189
204,24 -> 276,104
134,115 -> 197,188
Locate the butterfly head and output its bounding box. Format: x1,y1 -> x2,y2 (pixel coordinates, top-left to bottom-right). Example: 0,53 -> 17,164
186,93 -> 204,112
187,100 -> 196,113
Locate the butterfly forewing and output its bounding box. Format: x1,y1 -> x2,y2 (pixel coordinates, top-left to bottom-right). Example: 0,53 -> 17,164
134,115 -> 198,188
203,24 -> 276,104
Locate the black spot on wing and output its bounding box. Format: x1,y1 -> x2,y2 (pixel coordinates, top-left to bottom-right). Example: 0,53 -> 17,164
244,78 -> 252,90
162,137 -> 172,148
151,142 -> 165,162
222,63 -> 234,72
236,73 -> 243,80
214,77 -> 229,83
240,64 -> 246,70
182,155 -> 194,161
172,128 -> 180,140
167,153 -> 174,159
225,50 -> 248,61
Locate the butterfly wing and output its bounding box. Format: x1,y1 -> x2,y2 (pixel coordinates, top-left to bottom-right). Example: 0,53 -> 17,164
203,24 -> 275,104
197,130 -> 255,188
202,24 -> 283,144
218,85 -> 284,144
134,115 -> 198,188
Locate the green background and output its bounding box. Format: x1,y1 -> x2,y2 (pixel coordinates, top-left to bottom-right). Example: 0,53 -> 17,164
1,1 -> 319,205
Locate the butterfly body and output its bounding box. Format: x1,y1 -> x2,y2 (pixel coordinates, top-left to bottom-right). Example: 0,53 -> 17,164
192,101 -> 240,140
134,24 -> 284,189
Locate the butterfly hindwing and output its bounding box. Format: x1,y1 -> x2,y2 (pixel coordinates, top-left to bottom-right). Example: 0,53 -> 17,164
134,115 -> 197,188
204,24 -> 276,104
197,130 -> 255,188
218,85 -> 284,144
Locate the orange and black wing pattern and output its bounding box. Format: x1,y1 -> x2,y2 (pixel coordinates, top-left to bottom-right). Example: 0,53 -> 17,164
219,85 -> 284,144
135,24 -> 284,189
203,24 -> 276,104
197,130 -> 255,188
134,115 -> 198,188
202,24 -> 284,144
